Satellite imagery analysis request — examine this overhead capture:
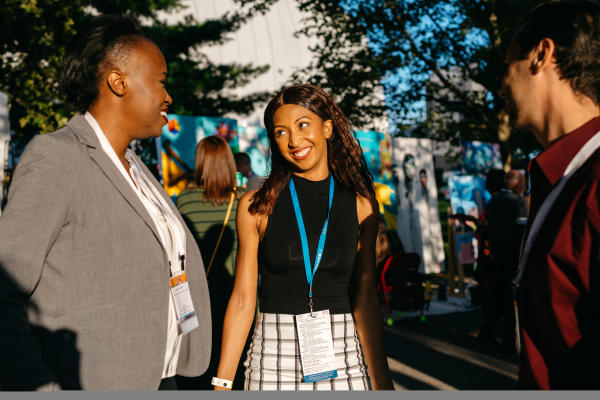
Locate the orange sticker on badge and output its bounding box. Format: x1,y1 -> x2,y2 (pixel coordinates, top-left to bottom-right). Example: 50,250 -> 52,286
170,273 -> 188,288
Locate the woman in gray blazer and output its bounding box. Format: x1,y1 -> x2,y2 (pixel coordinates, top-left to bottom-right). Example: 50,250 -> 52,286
0,15 -> 211,390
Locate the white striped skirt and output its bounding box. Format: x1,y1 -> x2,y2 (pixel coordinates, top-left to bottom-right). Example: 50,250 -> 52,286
243,312 -> 372,391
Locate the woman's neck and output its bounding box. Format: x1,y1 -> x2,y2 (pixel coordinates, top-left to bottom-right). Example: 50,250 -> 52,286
88,108 -> 131,157
292,166 -> 330,181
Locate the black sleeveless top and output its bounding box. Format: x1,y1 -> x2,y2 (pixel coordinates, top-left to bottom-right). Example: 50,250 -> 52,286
258,174 -> 359,314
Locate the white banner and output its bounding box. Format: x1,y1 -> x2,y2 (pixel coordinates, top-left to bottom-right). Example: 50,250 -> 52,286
392,137 -> 445,274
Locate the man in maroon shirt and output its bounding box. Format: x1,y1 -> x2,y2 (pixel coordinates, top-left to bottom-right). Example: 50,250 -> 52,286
499,1 -> 600,389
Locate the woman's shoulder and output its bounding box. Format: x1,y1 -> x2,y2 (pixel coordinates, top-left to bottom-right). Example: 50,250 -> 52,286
356,193 -> 378,226
23,128 -> 86,165
237,189 -> 267,232
176,187 -> 204,207
235,187 -> 249,200
238,189 -> 260,209
177,187 -> 202,199
179,186 -> 202,194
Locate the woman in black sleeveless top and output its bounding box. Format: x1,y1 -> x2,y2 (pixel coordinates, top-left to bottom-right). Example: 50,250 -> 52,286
214,84 -> 394,391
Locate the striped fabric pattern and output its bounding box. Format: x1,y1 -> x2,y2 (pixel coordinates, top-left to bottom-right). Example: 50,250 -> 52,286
243,312 -> 372,391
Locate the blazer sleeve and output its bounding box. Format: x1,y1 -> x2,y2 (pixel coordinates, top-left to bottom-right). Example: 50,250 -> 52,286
0,133 -> 78,390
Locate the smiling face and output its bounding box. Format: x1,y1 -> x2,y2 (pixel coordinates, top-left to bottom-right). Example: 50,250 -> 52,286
120,39 -> 172,140
272,103 -> 332,180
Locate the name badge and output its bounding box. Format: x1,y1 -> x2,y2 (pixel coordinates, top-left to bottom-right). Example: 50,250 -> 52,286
295,310 -> 338,383
169,272 -> 199,335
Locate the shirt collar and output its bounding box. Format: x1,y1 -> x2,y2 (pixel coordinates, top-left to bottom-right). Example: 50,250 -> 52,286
84,111 -> 138,193
84,111 -> 117,156
530,117 -> 600,186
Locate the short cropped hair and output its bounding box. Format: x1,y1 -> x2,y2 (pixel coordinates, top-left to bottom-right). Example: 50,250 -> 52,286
59,15 -> 145,113
514,1 -> 600,104
504,170 -> 521,192
485,169 -> 505,195
234,152 -> 251,166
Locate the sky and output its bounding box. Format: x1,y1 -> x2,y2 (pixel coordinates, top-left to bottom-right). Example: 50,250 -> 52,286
339,0 -> 492,134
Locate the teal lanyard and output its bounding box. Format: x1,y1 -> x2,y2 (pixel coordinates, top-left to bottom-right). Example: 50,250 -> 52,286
289,175 -> 334,315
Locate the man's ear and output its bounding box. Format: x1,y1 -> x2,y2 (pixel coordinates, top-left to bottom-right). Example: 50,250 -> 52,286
107,70 -> 127,96
323,119 -> 333,139
531,38 -> 555,74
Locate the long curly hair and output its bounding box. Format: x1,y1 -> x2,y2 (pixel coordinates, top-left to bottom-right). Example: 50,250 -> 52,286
248,84 -> 374,215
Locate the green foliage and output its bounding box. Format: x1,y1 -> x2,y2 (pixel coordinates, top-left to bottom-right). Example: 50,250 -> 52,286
145,4 -> 274,118
290,1 -> 388,130
0,0 -> 82,148
0,0 -> 273,150
294,0 -> 545,160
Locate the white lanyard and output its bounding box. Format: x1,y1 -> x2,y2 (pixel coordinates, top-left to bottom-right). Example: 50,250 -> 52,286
514,129 -> 600,287
126,151 -> 198,335
125,151 -> 187,274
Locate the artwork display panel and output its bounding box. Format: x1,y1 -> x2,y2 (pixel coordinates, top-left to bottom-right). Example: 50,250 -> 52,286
392,137 -> 445,274
461,140 -> 502,175
355,130 -> 397,230
238,125 -> 270,178
159,114 -> 238,197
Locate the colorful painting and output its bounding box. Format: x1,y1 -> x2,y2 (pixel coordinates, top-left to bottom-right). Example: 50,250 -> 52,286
439,170 -> 460,200
355,130 -> 397,230
455,231 -> 476,265
447,175 -> 492,267
391,137 -> 445,274
461,140 -> 503,175
238,125 -> 270,177
159,114 -> 238,197
448,175 -> 490,219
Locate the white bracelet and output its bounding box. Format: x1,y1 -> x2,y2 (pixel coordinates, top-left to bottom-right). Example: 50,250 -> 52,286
211,377 -> 233,389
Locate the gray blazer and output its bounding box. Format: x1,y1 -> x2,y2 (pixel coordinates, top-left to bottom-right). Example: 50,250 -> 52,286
0,114 -> 211,390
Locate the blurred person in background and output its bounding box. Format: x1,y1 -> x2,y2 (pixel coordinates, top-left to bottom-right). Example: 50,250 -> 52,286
478,170 -> 528,352
234,152 -> 263,190
176,135 -> 242,389
506,170 -> 530,213
375,226 -> 424,323
376,223 -> 405,270
451,169 -> 505,348
375,224 -> 406,307
504,170 -> 521,194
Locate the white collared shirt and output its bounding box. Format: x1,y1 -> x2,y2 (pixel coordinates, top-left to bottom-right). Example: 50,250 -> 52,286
84,112 -> 182,378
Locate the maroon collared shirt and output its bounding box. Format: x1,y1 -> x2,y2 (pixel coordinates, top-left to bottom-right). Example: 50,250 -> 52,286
518,117 -> 600,389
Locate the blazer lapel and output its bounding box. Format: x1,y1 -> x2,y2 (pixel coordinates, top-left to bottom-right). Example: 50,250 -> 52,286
67,114 -> 166,252
133,152 -> 188,226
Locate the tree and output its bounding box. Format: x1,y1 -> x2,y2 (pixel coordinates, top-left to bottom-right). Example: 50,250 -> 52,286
0,0 -> 273,152
292,0 -> 546,165
290,1 -> 388,131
